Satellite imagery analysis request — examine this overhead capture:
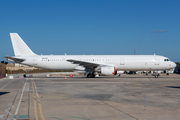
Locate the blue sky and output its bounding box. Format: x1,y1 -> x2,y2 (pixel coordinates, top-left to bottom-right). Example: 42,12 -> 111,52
0,0 -> 180,62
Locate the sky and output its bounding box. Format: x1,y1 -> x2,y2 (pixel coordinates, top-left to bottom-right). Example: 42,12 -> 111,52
0,0 -> 180,62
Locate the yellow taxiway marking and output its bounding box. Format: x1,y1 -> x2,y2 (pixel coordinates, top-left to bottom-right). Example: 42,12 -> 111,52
31,78 -> 46,120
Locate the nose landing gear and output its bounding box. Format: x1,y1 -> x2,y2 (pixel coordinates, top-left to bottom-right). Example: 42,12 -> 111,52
152,72 -> 159,78
155,75 -> 158,78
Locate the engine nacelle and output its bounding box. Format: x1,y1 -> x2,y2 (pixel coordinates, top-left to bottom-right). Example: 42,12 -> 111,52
101,67 -> 117,75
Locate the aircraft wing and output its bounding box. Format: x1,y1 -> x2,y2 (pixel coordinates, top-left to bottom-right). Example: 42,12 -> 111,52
67,59 -> 108,71
4,56 -> 25,63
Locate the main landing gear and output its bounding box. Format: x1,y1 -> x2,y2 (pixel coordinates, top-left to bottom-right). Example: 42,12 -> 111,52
87,73 -> 95,78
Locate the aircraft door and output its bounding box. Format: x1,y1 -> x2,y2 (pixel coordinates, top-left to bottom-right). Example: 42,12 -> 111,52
154,56 -> 159,65
120,58 -> 125,65
33,57 -> 37,65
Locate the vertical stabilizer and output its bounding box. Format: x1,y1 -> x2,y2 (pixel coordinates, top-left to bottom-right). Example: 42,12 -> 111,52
10,33 -> 36,56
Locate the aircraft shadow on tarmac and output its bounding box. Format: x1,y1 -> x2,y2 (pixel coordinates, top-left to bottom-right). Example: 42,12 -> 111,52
166,86 -> 180,89
0,92 -> 10,96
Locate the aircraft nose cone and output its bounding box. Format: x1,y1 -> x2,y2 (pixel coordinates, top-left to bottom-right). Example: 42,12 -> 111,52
169,62 -> 176,68
170,62 -> 176,68
173,62 -> 177,68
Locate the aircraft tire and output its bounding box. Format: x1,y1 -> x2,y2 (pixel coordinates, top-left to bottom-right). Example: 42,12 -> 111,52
87,74 -> 90,78
87,74 -> 95,78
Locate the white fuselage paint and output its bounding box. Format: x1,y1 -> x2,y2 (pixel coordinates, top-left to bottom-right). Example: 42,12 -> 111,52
17,55 -> 176,71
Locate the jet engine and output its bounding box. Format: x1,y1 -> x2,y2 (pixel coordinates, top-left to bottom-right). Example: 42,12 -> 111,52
101,67 -> 117,75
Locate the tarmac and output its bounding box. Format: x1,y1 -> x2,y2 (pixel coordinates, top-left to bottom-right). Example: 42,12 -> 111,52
0,73 -> 180,120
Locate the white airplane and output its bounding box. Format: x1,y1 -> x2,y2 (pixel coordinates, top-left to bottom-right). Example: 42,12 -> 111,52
5,33 -> 176,78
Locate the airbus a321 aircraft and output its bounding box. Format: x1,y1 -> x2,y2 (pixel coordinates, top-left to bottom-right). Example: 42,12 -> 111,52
5,33 -> 176,78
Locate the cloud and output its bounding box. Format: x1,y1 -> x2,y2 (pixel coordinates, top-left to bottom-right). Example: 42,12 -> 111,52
159,30 -> 168,33
151,30 -> 168,33
151,30 -> 158,33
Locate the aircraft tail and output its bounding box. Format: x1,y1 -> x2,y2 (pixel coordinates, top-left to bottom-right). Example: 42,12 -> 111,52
10,33 -> 36,56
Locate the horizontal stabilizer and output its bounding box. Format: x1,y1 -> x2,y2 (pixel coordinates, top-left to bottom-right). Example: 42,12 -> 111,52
4,56 -> 25,63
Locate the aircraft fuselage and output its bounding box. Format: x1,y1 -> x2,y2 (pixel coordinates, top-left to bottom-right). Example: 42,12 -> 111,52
17,55 -> 176,71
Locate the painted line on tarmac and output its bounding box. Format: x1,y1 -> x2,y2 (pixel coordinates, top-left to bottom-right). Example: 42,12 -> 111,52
84,102 -> 92,120
31,78 -> 46,120
0,80 -> 14,91
5,104 -> 14,115
13,79 -> 28,120
6,81 -> 24,119
101,101 -> 138,120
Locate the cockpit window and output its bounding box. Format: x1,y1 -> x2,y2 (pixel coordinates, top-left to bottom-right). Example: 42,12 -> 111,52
164,59 -> 170,61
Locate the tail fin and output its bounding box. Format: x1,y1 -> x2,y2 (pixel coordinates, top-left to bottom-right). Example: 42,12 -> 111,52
10,33 -> 36,56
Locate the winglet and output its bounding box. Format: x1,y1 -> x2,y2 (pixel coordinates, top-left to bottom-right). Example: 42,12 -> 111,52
10,33 -> 36,56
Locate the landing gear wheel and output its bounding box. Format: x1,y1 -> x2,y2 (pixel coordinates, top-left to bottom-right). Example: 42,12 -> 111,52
91,74 -> 95,78
167,73 -> 169,75
87,74 -> 95,78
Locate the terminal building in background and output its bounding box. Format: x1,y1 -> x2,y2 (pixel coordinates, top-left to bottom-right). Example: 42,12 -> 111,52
6,63 -> 36,71
5,63 -> 61,74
